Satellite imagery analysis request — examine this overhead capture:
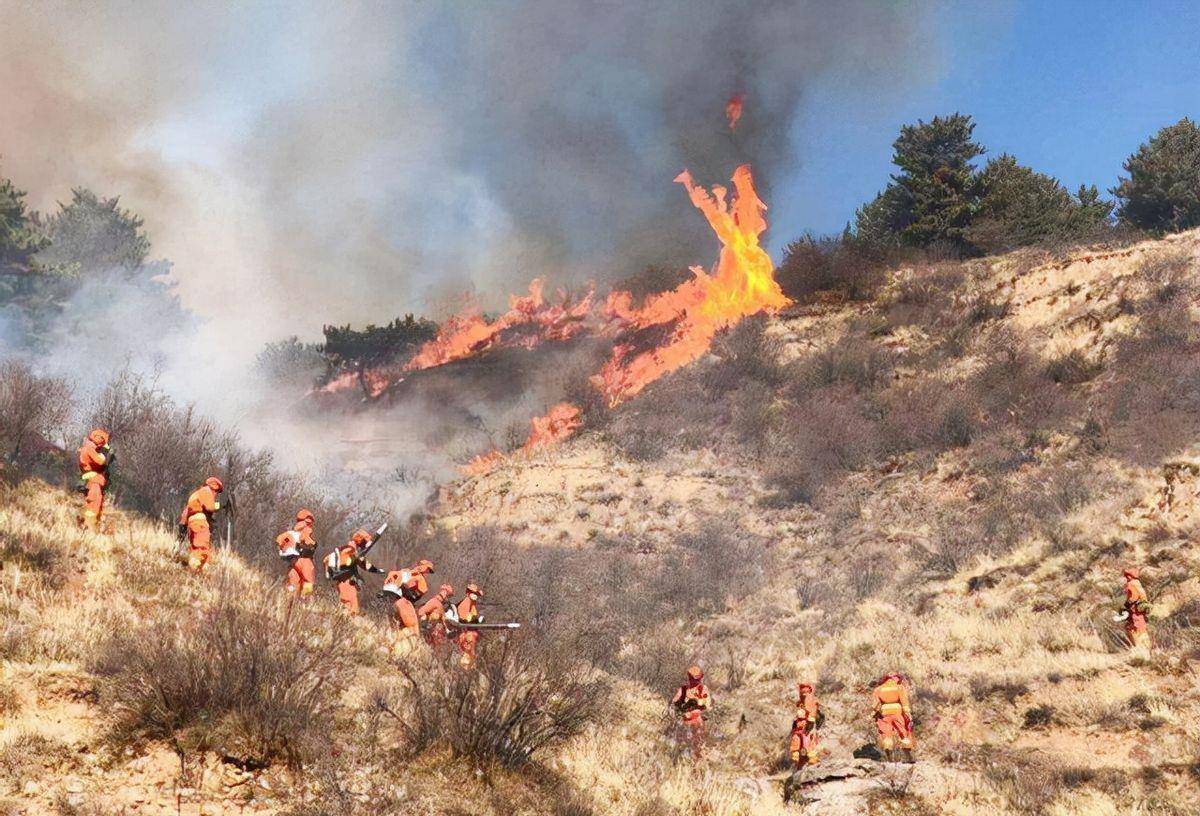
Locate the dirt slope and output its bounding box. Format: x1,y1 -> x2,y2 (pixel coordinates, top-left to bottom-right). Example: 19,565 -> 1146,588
433,230 -> 1200,814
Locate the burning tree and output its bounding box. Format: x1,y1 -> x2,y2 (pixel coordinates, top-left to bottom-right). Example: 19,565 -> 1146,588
320,315 -> 438,399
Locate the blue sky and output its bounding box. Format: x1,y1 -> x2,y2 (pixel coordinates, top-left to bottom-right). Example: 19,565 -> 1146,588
774,0 -> 1200,243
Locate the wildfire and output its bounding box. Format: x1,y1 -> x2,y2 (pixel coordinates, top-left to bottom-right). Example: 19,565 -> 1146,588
318,156 -> 788,476
725,94 -> 744,130
460,402 -> 582,476
313,367 -> 394,399
404,279 -> 593,373
594,164 -> 789,406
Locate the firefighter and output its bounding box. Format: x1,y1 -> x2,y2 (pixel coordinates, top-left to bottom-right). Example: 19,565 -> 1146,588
276,509 -> 317,598
671,665 -> 711,759
379,560 -> 434,655
418,584 -> 455,650
179,476 -> 225,573
325,528 -> 385,615
789,682 -> 821,769
1121,567 -> 1152,650
77,429 -> 113,532
872,673 -> 914,763
453,582 -> 484,669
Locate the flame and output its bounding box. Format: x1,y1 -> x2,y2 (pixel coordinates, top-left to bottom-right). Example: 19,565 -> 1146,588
725,94 -> 744,130
405,279 -> 593,373
594,164 -> 789,406
460,402 -> 583,476
522,402 -> 583,452
313,367 -> 394,399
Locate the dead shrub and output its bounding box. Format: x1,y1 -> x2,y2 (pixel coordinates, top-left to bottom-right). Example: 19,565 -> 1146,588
92,587 -> 351,767
883,265 -> 968,329
1045,349 -> 1102,385
0,732 -> 74,787
390,634 -> 606,767
981,749 -> 1067,815
761,386 -> 880,503
621,632 -> 691,693
703,315 -> 786,395
0,680 -> 19,718
776,235 -> 884,303
0,360 -> 69,468
1022,704 -> 1056,728
797,333 -> 892,392
969,337 -> 1073,433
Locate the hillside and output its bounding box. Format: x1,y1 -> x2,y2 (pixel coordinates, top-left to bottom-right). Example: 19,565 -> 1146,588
434,229 -> 1200,814
4,229 -> 1200,816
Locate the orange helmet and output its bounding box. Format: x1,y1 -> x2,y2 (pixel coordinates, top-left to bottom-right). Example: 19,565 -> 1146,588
87,429 -> 110,446
686,665 -> 703,682
414,559 -> 434,574
1123,567 -> 1140,580
351,529 -> 372,546
205,476 -> 224,492
465,582 -> 483,598
296,508 -> 315,524
798,682 -> 814,694
438,583 -> 454,597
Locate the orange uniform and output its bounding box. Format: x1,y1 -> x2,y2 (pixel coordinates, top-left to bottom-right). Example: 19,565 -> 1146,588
418,584 -> 454,649
326,529 -> 383,615
1123,568 -> 1151,649
179,477 -> 223,572
789,683 -> 821,768
277,509 -> 317,597
77,429 -> 111,532
455,583 -> 483,668
872,674 -> 913,760
671,666 -> 711,759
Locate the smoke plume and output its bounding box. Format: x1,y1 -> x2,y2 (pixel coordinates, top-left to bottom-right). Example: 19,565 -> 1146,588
0,1 -> 938,506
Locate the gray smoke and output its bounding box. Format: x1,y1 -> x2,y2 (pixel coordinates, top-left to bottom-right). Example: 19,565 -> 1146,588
0,1 -> 938,511
1,0 -> 936,348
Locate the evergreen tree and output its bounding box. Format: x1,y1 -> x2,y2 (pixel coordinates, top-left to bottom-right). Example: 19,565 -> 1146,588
890,113 -> 985,250
1113,118 -> 1200,231
0,170 -> 47,276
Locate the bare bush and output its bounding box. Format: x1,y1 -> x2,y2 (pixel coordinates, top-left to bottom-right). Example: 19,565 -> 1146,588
776,235 -> 884,303
796,333 -> 892,392
1045,349 -> 1102,385
703,315 -> 786,395
761,386 -> 881,505
0,360 -> 69,467
92,587 -> 352,767
389,634 -> 606,767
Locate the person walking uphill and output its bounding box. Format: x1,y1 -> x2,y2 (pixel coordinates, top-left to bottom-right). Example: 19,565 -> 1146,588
452,582 -> 484,669
418,584 -> 455,650
77,429 -> 113,532
872,673 -> 914,763
789,682 -> 822,769
1119,567 -> 1152,650
277,509 -> 317,598
379,559 -> 435,655
671,665 -> 711,759
324,527 -> 385,615
179,476 -> 226,573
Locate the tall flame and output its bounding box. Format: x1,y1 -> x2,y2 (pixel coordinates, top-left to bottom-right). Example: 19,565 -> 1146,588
594,164 -> 789,406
